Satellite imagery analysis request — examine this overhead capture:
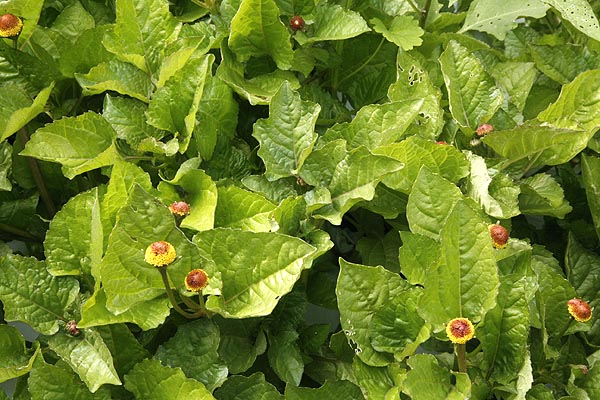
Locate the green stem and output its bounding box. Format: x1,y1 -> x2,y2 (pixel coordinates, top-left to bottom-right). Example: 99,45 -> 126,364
158,268 -> 205,319
179,292 -> 203,311
0,222 -> 39,241
16,128 -> 57,217
456,343 -> 467,373
420,0 -> 433,28
406,0 -> 421,15
336,37 -> 385,89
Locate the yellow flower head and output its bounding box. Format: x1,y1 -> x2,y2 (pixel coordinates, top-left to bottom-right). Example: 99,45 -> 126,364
184,269 -> 209,292
567,298 -> 592,323
446,317 -> 475,344
0,14 -> 23,38
144,241 -> 176,267
169,201 -> 190,217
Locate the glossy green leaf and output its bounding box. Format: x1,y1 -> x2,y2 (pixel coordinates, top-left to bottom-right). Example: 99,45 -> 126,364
336,259 -> 412,366
0,254 -> 79,335
20,112 -> 119,179
194,228 -> 316,318
582,153 -> 600,240
100,185 -> 203,314
214,373 -> 282,400
59,25 -> 114,77
464,151 -> 521,219
124,359 -> 214,399
0,325 -> 40,382
322,100 -> 424,150
402,354 -> 471,400
399,231 -> 440,286
147,54 -> 214,152
371,16 -> 424,50
296,3 -> 370,44
75,61 -> 152,102
352,359 -> 394,400
215,185 -> 276,232
418,200 -> 499,327
460,0 -> 549,39
406,167 -> 464,240
285,379 -> 364,400
228,0 -> 293,70
267,328 -> 304,385
439,40 -> 503,128
541,0 -> 600,41
253,81 -> 320,180
95,324 -> 150,377
47,329 -> 121,392
375,136 -> 469,194
0,141 -> 12,191
529,44 -> 600,85
518,173 -> 572,218
0,82 -> 53,142
103,0 -> 180,75
356,230 -> 401,273
215,318 -> 261,374
490,62 -> 537,112
537,69 -> 600,132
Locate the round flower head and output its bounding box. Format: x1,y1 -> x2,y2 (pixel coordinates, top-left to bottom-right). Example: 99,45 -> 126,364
290,16 -> 305,31
144,241 -> 176,267
0,14 -> 23,38
476,123 -> 494,137
489,223 -> 509,249
185,269 -> 209,292
169,201 -> 191,217
65,320 -> 80,336
567,298 -> 592,323
446,318 -> 475,344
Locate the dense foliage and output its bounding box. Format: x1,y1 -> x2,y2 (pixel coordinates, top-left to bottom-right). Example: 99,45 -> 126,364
1,0 -> 600,398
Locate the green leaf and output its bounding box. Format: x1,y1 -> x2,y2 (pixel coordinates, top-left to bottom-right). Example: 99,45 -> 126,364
573,358 -> 600,399
371,16 -> 424,50
95,324 -> 150,377
406,167 -> 464,240
460,0 -> 549,40
464,151 -> 521,219
267,328 -> 304,385
47,329 -> 121,392
529,44 -> 600,85
322,100 -> 424,150
253,81 -> 320,180
215,317 -> 261,374
356,230 -> 401,273
482,125 -> 590,176
214,373 -> 282,400
490,61 -> 537,112
194,228 -> 316,318
45,187 -> 103,278
352,358 -> 394,400
0,141 -> 12,191
215,185 -> 276,232
439,40 -> 503,129
541,0 -> 600,41
582,154 -> 600,240
399,231 -> 440,286
0,82 -> 53,142
518,173 -> 572,218
374,136 -> 470,194
147,54 -> 214,152
155,319 -> 228,391
285,379 -> 364,400
336,259 -> 413,366
124,359 -> 214,399
100,185 -> 203,314
20,112 -> 119,179
402,354 -> 471,400
75,61 -> 153,102
0,254 -> 79,335
418,200 -> 499,327
59,26 -> 114,77
0,325 -> 40,382
103,0 -> 180,75
228,0 -> 294,70
537,69 -> 600,132
296,3 -> 370,44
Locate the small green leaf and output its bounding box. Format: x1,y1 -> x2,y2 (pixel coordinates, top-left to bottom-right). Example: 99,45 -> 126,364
194,228 -> 316,318
124,359 -> 214,399
75,61 -> 153,102
582,154 -> 600,240
0,325 -> 40,382
20,112 -> 119,179
399,231 -> 440,286
285,379 -> 364,400
215,318 -> 261,374
352,358 -> 394,400
371,16 -> 424,50
0,254 -> 79,335
541,0 -> 600,41
403,354 -> 471,399
519,173 -> 572,218
440,40 -> 503,128
47,329 -> 121,392
0,82 -> 54,142
95,324 -> 150,377
356,230 -> 401,273
215,185 -> 276,232
296,3 -> 370,44
253,81 -> 320,180
267,328 -> 304,386
214,373 -> 282,400
490,61 -> 537,112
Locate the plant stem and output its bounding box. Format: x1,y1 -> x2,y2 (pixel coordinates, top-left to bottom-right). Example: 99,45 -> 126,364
406,0 -> 421,15
158,268 -> 205,319
0,222 -> 39,241
456,343 -> 467,373
16,128 -> 57,217
420,0 -> 433,28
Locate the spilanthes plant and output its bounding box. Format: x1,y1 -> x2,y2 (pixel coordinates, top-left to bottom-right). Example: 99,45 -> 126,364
568,298 -> 593,323
144,241 -> 177,267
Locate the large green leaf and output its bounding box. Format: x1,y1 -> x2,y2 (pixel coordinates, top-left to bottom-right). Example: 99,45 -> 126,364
0,82 -> 53,142
20,112 -> 119,179
295,3 -> 370,44
155,319 -> 228,391
75,61 -> 153,102
460,0 -> 549,39
0,325 -> 40,382
215,318 -> 261,374
541,0 -> 600,41
215,185 -> 276,232
0,254 -> 79,335
418,200 -> 499,327
518,173 -> 572,218
103,0 -> 180,76
48,329 -> 121,392
228,0 -> 293,70
581,154 -> 600,240
194,228 -> 316,318
402,354 -> 471,400
267,328 -> 304,385
439,40 -> 503,129
529,45 -> 600,85
253,81 -> 320,180
214,373 -> 282,400
95,324 -> 150,378
399,231 -> 440,286
59,25 -> 114,77
124,359 -> 214,399
375,136 -> 469,194
285,380 -> 364,399
352,359 -> 395,400
490,61 -> 537,113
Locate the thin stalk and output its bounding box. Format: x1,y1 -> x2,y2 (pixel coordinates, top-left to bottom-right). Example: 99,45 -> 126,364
0,222 -> 39,241
336,37 -> 385,88
406,0 -> 421,15
158,268 -> 205,319
456,343 -> 467,373
420,0 -> 433,28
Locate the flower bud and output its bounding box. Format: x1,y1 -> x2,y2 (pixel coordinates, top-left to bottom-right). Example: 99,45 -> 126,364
0,14 -> 23,38
169,201 -> 191,217
446,317 -> 475,344
489,223 -> 509,249
184,268 -> 209,292
567,298 -> 592,323
290,16 -> 305,31
65,320 -> 80,336
476,123 -> 494,137
144,241 -> 177,267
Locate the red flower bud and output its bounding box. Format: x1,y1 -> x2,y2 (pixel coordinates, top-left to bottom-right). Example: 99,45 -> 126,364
290,16 -> 305,31
185,269 -> 209,292
489,223 -> 509,249
169,201 -> 191,217
567,298 -> 592,323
